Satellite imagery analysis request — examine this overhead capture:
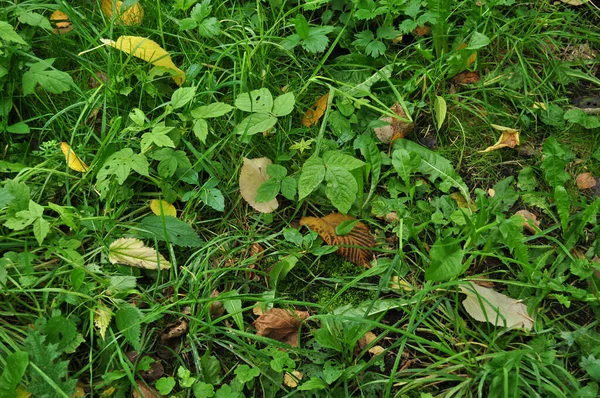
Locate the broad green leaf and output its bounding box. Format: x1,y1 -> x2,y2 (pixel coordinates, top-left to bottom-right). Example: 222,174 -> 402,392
234,364 -> 260,384
298,377 -> 329,391
467,32 -> 490,50
4,199 -> 43,230
564,109 -> 600,129
191,102 -> 234,118
302,26 -> 334,53
197,17 -> 220,38
22,59 -> 73,95
392,148 -> 419,184
193,382 -> 215,398
109,238 -> 171,270
322,151 -> 365,170
266,164 -> 288,179
280,176 -> 297,200
17,11 -> 52,30
343,64 -> 393,97
156,377 -> 176,395
193,118 -> 209,143
234,113 -> 277,135
325,165 -> 358,214
200,187 -> 224,211
335,219 -> 359,236
298,156 -> 326,200
96,148 -> 149,185
554,186 -> 570,233
177,366 -> 197,388
541,137 -> 572,188
7,122 -> 30,134
255,178 -> 280,203
234,88 -> 273,113
115,303 -> 142,351
32,217 -> 49,245
425,237 -> 465,281
353,134 -> 381,201
222,291 -> 244,330
0,21 -> 27,45
42,314 -> 80,353
581,355 -> 600,382
272,92 -> 295,117
323,359 -> 344,384
141,125 -> 175,152
171,87 -> 196,109
139,216 -> 204,247
0,351 -> 28,398
270,255 -> 298,288
294,14 -> 309,39
434,96 -> 447,129
109,275 -> 137,292
200,353 -> 221,385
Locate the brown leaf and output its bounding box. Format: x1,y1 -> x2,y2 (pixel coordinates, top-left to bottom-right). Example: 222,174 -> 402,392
479,124 -> 520,153
50,10 -> 74,35
209,289 -> 225,318
576,172 -> 597,189
239,157 -> 279,213
373,102 -> 414,143
302,93 -> 329,127
160,319 -> 188,342
414,25 -> 431,36
452,71 -> 480,85
300,213 -> 375,268
132,380 -> 160,398
515,210 -> 540,234
253,308 -> 310,347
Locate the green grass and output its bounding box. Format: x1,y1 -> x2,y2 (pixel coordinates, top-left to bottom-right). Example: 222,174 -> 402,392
1,0 -> 600,397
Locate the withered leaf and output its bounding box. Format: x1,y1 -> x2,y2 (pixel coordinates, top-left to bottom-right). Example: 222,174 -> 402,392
576,172 -> 597,189
300,213 -> 375,268
50,10 -> 74,35
160,319 -> 188,342
132,380 -> 160,398
514,210 -> 540,234
452,71 -> 480,85
239,157 -> 279,213
479,124 -> 520,153
373,102 -> 414,143
302,93 -> 329,127
253,308 -> 310,347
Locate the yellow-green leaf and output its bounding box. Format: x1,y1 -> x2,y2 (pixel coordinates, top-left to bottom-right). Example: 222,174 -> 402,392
60,142 -> 88,172
108,238 -> 171,270
150,199 -> 177,217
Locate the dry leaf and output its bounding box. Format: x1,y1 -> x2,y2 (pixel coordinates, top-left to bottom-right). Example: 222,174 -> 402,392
239,157 -> 279,213
479,124 -> 520,153
300,213 -> 375,268
101,0 -> 144,26
253,308 -> 310,347
576,172 -> 597,189
373,102 -> 414,143
560,0 -> 587,5
150,199 -> 177,217
414,25 -> 431,36
108,238 -> 171,270
60,142 -> 89,172
450,192 -> 476,211
460,282 -> 533,330
209,289 -> 225,318
283,370 -> 304,388
50,10 -> 74,35
302,92 -> 329,127
160,319 -> 188,342
94,306 -> 112,340
132,380 -> 160,398
101,36 -> 185,86
452,71 -> 480,85
357,331 -> 385,356
515,210 -> 540,233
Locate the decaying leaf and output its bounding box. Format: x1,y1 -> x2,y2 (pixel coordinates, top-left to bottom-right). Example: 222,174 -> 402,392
101,0 -> 144,26
479,124 -> 520,153
50,10 -> 74,35
515,209 -> 540,233
100,36 -> 185,86
94,306 -> 112,340
450,192 -> 476,211
209,289 -> 225,318
302,92 -> 329,127
253,308 -> 310,347
300,213 -> 375,268
132,380 -> 160,398
452,71 -> 480,85
160,319 -> 188,342
150,199 -> 177,217
373,102 -> 414,143
414,25 -> 431,36
576,172 -> 597,189
239,157 -> 279,213
560,0 -> 587,5
60,142 -> 89,172
283,370 -> 304,388
460,281 -> 533,331
109,238 -> 171,270
357,331 -> 385,356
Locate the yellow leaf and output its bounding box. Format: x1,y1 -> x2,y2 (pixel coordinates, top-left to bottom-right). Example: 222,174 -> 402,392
450,192 -> 476,211
108,238 -> 171,270
302,92 -> 329,127
149,199 -> 177,217
283,371 -> 304,388
16,386 -> 31,398
239,157 -> 279,213
101,0 -> 144,26
300,213 -> 375,268
101,36 -> 185,86
94,306 -> 112,340
479,124 -> 520,153
50,10 -> 74,35
60,142 -> 89,172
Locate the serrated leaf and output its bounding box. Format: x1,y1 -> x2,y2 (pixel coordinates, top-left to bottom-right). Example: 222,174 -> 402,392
298,156 -> 325,200
96,148 -> 149,186
191,102 -> 233,118
18,11 -> 52,30
255,178 -> 281,204
460,282 -> 533,330
109,238 -> 171,270
101,36 -> 185,85
200,187 -> 224,211
239,157 -> 279,213
272,92 -> 295,117
197,17 -> 220,38
281,177 -> 297,200
325,165 -> 358,214
322,151 -> 365,171
141,124 -> 175,151
554,186 -> 570,233
0,21 -> 28,45
541,137 -> 572,188
193,118 -> 209,143
300,213 -> 375,267
234,113 -> 277,135
94,306 -> 112,340
235,88 -> 273,113
115,303 -> 142,350
60,142 -> 89,172
434,96 -> 447,129
22,59 -> 73,95
0,351 -> 28,398
139,216 -> 204,247
170,86 -> 196,109
150,199 -> 177,217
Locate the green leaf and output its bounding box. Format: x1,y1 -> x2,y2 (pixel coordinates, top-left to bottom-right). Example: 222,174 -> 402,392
0,351 -> 28,398
193,119 -> 209,144
498,216 -> 529,266
171,87 -> 196,109
302,26 -> 334,53
109,275 -> 137,292
335,219 -> 360,236
272,92 -> 295,117
323,359 -> 344,384
4,199 -> 43,230
193,382 -> 215,398
323,151 -> 365,171
283,228 -> 303,246
191,102 -> 234,118
353,134 -> 381,200
17,11 -> 52,30
200,353 -> 221,385
222,291 -> 244,331
97,148 -> 149,186
392,148 -> 419,185
234,364 -> 260,384
22,59 -> 73,95
152,148 -> 191,178
467,31 -> 491,50
115,303 -> 142,351
298,156 -> 326,200
564,109 -> 600,129
270,255 -> 298,288
41,314 -> 80,354
434,96 -> 447,129
298,377 -> 328,391
425,237 -> 465,281
139,216 -> 204,247
343,65 -> 393,97
541,137 -> 572,188
235,88 -> 273,113
178,366 -> 197,388
0,21 -> 27,45
581,355 -> 600,382
233,113 -> 277,135
7,122 -> 30,134
200,187 -> 225,211
197,17 -> 221,38
266,164 -> 288,180
156,377 -> 176,395
294,14 -> 309,40
255,179 -> 280,203
325,165 -> 358,214
280,177 -> 297,200
554,186 -> 570,233
32,217 -> 49,245
141,125 -> 175,151
365,40 -> 386,58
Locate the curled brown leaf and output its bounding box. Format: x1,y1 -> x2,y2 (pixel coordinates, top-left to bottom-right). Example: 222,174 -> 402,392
253,308 -> 310,347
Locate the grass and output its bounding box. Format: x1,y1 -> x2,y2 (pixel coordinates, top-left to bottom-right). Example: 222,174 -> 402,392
1,0 -> 600,397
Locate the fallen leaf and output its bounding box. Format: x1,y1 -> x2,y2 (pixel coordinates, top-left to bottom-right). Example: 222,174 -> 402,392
253,308 -> 310,346
450,192 -> 476,211
576,172 -> 597,189
560,0 -> 587,5
283,371 -> 304,388
73,382 -> 86,397
60,142 -> 89,172
515,210 -> 540,233
452,71 -> 480,85
373,102 -> 414,143
300,213 -> 375,268
150,199 -> 177,217
209,289 -> 225,318
302,92 -> 329,127
160,319 -> 188,342
460,281 -> 533,331
132,380 -> 160,398
101,0 -> 144,26
479,124 -> 520,153
101,36 -> 185,86
239,157 -> 279,213
108,238 -> 171,270
50,10 -> 74,35
94,306 -> 112,340
357,331 -> 385,356
456,42 -> 477,66
414,25 -> 431,36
